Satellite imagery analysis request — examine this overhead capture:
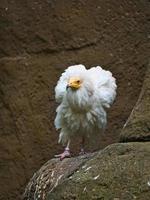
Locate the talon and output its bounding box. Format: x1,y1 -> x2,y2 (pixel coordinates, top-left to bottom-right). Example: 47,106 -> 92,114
55,149 -> 71,160
79,148 -> 86,155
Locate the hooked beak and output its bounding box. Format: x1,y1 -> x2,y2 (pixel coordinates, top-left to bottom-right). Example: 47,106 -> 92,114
66,85 -> 70,90
67,77 -> 81,90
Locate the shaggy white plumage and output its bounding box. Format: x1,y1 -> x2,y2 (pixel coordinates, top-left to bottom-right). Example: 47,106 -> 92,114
54,64 -> 117,159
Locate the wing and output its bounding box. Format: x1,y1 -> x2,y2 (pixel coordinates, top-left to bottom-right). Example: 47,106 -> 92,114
88,66 -> 117,108
55,64 -> 86,103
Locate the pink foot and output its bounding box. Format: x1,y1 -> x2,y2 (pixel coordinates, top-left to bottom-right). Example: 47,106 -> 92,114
79,148 -> 86,156
55,149 -> 71,160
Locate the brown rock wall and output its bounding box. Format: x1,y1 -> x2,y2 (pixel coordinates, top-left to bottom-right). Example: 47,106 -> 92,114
0,0 -> 149,199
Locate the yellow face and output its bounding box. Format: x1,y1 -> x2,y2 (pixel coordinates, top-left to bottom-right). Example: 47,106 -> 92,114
68,77 -> 82,90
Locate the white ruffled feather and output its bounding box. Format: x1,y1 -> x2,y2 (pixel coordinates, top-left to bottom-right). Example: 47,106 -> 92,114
54,64 -> 117,144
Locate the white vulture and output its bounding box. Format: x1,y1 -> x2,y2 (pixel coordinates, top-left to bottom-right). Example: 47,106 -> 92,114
54,64 -> 117,160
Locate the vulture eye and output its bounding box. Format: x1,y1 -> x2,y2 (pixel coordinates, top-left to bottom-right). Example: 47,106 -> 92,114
77,80 -> 80,83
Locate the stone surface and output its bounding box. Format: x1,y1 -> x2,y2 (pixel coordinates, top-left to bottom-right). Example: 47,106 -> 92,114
47,142 -> 150,200
0,0 -> 149,58
24,142 -> 150,200
0,0 -> 150,200
120,63 -> 150,142
23,153 -> 97,200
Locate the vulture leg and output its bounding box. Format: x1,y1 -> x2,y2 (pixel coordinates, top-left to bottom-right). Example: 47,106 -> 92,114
79,136 -> 86,155
55,140 -> 71,160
